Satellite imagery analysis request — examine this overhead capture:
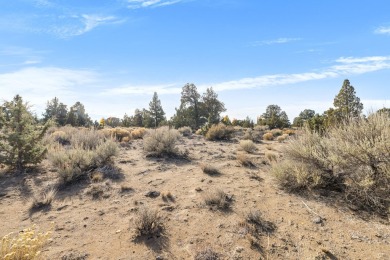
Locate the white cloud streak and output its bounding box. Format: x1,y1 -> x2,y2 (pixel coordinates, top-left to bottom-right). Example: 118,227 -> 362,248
206,55 -> 390,92
127,0 -> 182,9
251,37 -> 301,46
374,26 -> 390,35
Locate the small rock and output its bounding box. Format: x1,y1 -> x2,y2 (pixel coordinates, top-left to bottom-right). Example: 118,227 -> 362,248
235,246 -> 244,253
116,230 -> 121,234
156,256 -> 163,260
145,191 -> 160,198
312,217 -> 322,224
195,187 -> 202,192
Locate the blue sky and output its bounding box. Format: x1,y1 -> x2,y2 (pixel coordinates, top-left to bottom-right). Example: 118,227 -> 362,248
1,0 -> 389,122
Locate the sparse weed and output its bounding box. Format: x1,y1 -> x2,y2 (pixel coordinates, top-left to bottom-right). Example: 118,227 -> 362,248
178,126 -> 192,137
237,153 -> 254,167
200,163 -> 221,176
30,188 -> 57,211
239,140 -> 256,153
194,247 -> 220,260
133,207 -> 164,238
204,189 -> 233,210
265,152 -> 277,163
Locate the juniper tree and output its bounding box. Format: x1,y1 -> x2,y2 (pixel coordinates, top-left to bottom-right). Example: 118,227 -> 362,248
333,79 -> 363,120
258,105 -> 290,129
202,87 -> 226,125
0,95 -> 51,172
42,97 -> 68,126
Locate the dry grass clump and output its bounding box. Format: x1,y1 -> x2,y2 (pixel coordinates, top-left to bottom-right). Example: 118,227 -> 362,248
239,140 -> 256,153
178,126 -> 192,136
131,128 -> 146,139
245,210 -> 276,234
200,163 -> 221,176
205,123 -> 234,141
262,132 -> 274,141
133,207 -> 164,238
242,129 -> 263,143
30,188 -> 57,211
143,126 -> 181,157
194,247 -> 220,260
272,113 -> 390,215
204,189 -> 233,210
265,152 -> 278,163
276,134 -> 289,143
236,153 -> 254,167
270,128 -> 283,137
100,128 -> 131,142
0,225 -> 51,259
283,129 -> 295,136
47,129 -> 118,185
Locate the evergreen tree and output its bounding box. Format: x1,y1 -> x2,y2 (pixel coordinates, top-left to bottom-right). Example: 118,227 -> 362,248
149,92 -> 166,128
180,83 -> 202,129
122,113 -> 131,127
0,95 -> 51,172
258,105 -> 290,129
132,109 -> 143,127
202,87 -> 226,124
333,79 -> 363,119
42,97 -> 68,126
293,109 -> 316,127
66,102 -> 92,127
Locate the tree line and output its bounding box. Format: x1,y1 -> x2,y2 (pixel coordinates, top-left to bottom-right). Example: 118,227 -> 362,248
4,79 -> 389,132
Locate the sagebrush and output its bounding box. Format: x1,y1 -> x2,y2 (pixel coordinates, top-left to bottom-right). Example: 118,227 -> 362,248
272,113 -> 390,215
143,126 -> 181,157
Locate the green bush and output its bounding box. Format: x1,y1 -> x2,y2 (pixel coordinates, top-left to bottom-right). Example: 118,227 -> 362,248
205,123 -> 234,141
272,113 -> 390,215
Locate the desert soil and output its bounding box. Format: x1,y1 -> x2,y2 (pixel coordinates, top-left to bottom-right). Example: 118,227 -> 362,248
1,133 -> 389,260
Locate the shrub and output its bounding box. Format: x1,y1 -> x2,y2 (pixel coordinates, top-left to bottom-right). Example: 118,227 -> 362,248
204,189 -> 233,210
272,113 -> 390,215
283,129 -> 295,136
131,128 -> 146,139
205,123 -> 234,141
133,207 -> 164,238
70,129 -> 105,149
178,126 -> 192,136
194,247 -> 220,260
276,134 -> 289,143
239,140 -> 256,153
262,132 -> 274,141
48,131 -> 118,185
143,127 -> 181,157
242,129 -> 263,143
0,225 -> 51,259
265,152 -> 278,163
270,128 -> 283,137
200,163 -> 221,175
236,153 -> 253,167
30,188 -> 57,211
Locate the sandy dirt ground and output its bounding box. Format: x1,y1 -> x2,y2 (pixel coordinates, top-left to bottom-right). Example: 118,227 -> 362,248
1,133 -> 389,260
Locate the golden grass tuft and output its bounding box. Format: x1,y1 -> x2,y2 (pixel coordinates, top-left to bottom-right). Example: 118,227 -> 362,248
133,207 -> 164,238
203,189 -> 233,210
131,128 -> 147,139
262,132 -> 274,141
0,225 -> 51,259
30,188 -> 57,211
236,153 -> 254,167
239,140 -> 256,153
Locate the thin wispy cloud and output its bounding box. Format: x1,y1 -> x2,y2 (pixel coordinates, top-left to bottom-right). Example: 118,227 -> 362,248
374,26 -> 390,35
101,83 -> 182,95
251,37 -> 301,46
205,55 -> 390,92
127,0 -> 182,9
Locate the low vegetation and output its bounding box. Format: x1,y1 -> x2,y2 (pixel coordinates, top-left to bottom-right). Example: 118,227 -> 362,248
205,123 -> 234,141
194,247 -> 220,260
200,163 -> 221,176
133,207 -> 164,238
47,128 -> 118,185
272,113 -> 390,215
0,225 -> 51,259
203,189 -> 233,210
239,140 -> 256,153
143,126 -> 181,157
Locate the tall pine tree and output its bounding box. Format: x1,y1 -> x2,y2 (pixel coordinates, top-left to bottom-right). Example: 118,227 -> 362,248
149,92 -> 166,128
